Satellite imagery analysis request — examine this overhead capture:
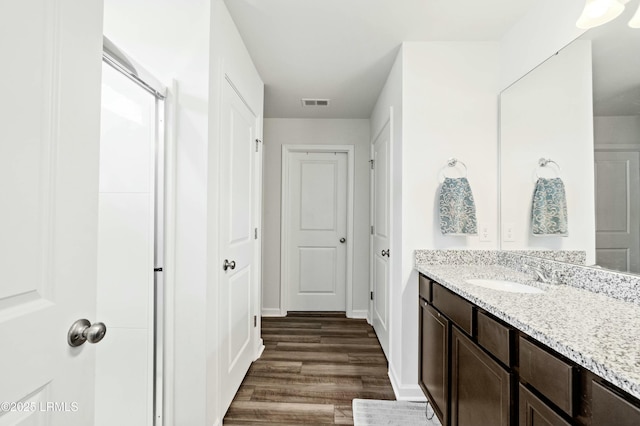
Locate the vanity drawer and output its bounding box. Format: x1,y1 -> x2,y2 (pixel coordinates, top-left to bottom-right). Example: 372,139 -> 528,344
477,311 -> 512,367
419,274 -> 432,302
519,337 -> 574,416
432,282 -> 473,335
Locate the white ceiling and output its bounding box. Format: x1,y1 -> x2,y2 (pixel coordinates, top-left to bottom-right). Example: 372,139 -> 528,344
224,0 -> 536,119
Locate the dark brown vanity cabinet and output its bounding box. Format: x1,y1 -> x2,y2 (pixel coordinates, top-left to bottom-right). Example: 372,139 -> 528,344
418,273 -> 640,426
419,276 -> 512,426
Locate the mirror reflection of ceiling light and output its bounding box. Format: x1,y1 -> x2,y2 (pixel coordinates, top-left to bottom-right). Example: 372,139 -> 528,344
576,0 -> 626,29
629,3 -> 640,27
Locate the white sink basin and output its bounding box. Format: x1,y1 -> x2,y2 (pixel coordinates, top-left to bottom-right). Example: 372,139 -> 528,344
465,278 -> 545,294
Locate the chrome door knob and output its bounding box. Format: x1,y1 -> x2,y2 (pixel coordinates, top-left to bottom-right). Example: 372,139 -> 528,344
67,319 -> 108,347
85,322 -> 107,343
339,238 -> 346,243
223,259 -> 236,271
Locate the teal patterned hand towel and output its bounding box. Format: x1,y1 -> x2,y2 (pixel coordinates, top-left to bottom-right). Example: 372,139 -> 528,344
439,177 -> 478,235
532,177 -> 568,236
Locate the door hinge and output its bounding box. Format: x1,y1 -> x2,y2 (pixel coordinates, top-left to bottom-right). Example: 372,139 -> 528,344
370,159 -> 375,169
255,228 -> 258,239
370,291 -> 374,301
370,225 -> 374,235
154,267 -> 163,272
255,138 -> 262,152
254,315 -> 257,327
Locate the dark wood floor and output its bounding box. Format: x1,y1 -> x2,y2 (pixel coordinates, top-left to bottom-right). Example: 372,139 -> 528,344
223,312 -> 396,425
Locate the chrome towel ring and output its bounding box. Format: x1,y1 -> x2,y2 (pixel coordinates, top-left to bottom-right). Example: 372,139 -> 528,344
535,158 -> 561,178
441,157 -> 468,180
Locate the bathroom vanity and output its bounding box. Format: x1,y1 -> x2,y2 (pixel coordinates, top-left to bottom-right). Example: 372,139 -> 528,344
416,255 -> 640,426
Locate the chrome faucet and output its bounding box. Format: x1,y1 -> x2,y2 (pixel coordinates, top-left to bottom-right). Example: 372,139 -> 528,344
523,264 -> 559,284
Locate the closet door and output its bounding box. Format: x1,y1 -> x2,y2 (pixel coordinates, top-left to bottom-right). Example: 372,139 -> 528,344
371,119 -> 391,357
219,78 -> 258,413
286,151 -> 348,311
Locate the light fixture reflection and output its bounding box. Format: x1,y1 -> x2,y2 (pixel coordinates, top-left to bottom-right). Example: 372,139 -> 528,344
576,0 -> 625,29
629,3 -> 640,27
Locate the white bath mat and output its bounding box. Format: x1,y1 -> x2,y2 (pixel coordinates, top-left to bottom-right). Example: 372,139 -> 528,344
352,399 -> 442,426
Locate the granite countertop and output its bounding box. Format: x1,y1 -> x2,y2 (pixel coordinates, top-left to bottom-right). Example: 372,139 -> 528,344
415,263 -> 640,400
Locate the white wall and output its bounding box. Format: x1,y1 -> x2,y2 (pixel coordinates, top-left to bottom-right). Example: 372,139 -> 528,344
400,42 -> 500,397
402,42 -> 500,253
262,119 -> 370,316
500,40 -> 595,263
500,0 -> 586,91
595,116 -> 640,145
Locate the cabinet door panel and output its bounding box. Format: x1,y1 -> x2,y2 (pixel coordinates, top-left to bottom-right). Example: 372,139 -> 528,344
519,384 -> 571,426
419,300 -> 449,426
451,327 -> 512,426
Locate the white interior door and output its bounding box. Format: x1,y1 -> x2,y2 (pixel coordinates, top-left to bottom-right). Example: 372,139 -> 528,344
0,1 -> 103,425
371,121 -> 391,358
286,151 -> 348,312
94,62 -> 157,426
219,79 -> 257,413
595,151 -> 640,272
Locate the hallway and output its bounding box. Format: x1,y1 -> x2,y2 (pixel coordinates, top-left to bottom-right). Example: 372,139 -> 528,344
223,313 -> 395,425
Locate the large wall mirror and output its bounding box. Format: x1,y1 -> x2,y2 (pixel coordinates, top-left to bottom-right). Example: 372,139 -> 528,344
499,7 -> 640,274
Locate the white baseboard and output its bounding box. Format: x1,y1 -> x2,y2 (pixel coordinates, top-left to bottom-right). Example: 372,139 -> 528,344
388,364 -> 428,402
261,308 -> 285,317
349,309 -> 369,319
254,342 -> 265,360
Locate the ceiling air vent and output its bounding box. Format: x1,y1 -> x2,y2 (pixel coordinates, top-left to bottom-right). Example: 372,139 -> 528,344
301,98 -> 330,107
